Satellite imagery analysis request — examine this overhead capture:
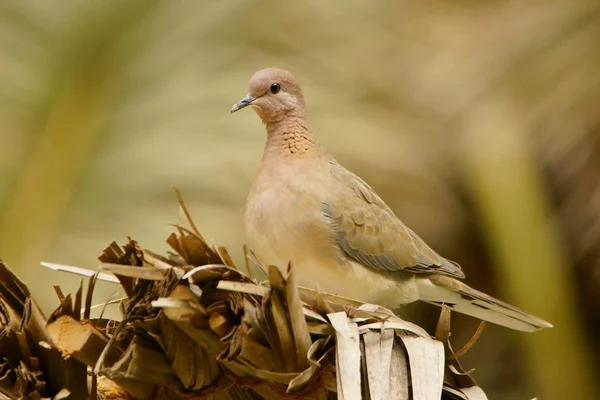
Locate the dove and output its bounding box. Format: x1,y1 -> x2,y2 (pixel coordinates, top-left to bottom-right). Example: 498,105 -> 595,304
231,68 -> 552,332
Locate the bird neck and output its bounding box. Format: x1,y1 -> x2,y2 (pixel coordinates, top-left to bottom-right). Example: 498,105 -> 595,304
263,116 -> 321,157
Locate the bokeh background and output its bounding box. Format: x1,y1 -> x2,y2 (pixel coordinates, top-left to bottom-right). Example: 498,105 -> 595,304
1,1 -> 599,398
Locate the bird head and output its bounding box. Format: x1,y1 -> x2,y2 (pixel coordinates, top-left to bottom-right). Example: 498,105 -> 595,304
230,68 -> 306,123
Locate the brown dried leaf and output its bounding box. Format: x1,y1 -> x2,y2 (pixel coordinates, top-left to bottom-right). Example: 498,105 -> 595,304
357,318 -> 430,338
215,246 -> 236,268
24,299 -> 88,399
102,337 -> 177,399
287,337 -> 332,392
217,280 -> 269,297
96,240 -> 145,296
142,249 -> 179,270
169,224 -> 222,266
263,280 -> 296,372
237,333 -> 281,372
435,305 -> 452,342
268,265 -> 285,291
362,329 -> 394,399
95,376 -> 133,400
389,339 -> 410,400
0,261 -> 30,312
448,322 -> 486,360
100,263 -> 169,281
73,280 -> 83,321
434,306 -> 481,389
46,315 -> 119,367
40,262 -> 119,284
173,186 -> 202,239
184,264 -> 242,284
460,386 -> 489,400
398,332 -> 444,400
443,384 -> 469,400
83,272 -> 99,321
448,365 -> 476,376
328,312 -> 361,400
284,263 -> 311,372
158,315 -> 212,390
6,193 -> 496,400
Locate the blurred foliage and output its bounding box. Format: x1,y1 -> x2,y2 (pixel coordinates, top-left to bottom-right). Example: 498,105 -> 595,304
1,0 -> 599,398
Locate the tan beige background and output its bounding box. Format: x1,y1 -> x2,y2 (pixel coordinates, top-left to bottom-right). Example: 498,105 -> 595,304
1,1 -> 599,398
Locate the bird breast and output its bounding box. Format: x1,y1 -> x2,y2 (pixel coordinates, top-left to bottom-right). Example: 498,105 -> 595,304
245,161 -> 337,267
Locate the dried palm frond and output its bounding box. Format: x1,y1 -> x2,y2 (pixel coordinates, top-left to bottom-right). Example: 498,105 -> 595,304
0,190 -> 489,399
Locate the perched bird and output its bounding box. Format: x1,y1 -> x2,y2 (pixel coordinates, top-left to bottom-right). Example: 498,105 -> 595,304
231,68 -> 552,332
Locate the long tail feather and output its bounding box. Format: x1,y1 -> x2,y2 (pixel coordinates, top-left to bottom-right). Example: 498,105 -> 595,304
417,276 -> 552,332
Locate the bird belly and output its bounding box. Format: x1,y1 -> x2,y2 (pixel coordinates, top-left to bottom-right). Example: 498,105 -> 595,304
247,222 -> 420,308
293,258 -> 420,308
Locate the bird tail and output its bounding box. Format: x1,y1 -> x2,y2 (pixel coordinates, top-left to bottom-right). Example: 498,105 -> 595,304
416,275 -> 552,332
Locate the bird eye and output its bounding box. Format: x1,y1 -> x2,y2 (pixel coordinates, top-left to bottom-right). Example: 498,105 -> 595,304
270,83 -> 281,94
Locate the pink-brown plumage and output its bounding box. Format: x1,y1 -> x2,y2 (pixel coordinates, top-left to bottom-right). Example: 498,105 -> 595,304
233,68 -> 552,332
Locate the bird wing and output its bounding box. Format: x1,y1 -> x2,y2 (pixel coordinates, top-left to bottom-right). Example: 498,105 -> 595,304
323,164 -> 465,279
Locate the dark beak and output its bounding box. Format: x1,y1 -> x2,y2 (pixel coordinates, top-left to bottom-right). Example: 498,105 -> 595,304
230,95 -> 256,113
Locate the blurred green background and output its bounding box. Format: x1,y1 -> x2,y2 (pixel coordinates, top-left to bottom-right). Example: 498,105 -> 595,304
1,1 -> 599,398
